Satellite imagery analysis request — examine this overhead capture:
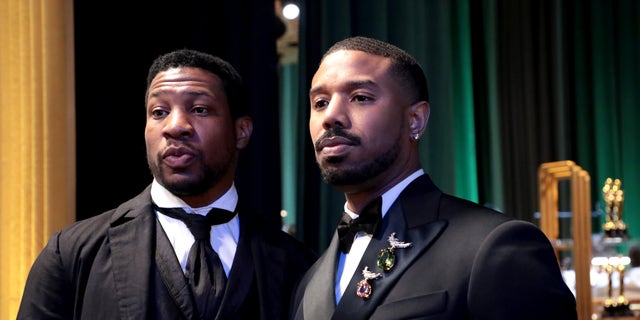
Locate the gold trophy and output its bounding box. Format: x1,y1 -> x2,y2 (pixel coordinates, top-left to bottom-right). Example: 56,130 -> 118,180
602,178 -> 627,239
601,255 -> 633,317
600,178 -> 633,317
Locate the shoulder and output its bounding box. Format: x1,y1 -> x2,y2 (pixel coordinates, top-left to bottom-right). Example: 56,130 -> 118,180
239,213 -> 317,266
252,224 -> 317,260
437,193 -> 534,239
55,208 -> 116,246
53,187 -> 154,257
440,193 -> 511,220
436,193 -> 552,255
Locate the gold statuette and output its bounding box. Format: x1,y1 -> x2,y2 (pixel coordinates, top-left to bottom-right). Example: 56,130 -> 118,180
602,178 -> 627,238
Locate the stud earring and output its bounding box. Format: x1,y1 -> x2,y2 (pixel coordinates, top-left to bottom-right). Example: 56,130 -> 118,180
412,133 -> 420,141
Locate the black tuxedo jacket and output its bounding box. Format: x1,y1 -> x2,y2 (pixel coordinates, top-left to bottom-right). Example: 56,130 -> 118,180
18,185 -> 317,319
291,174 -> 577,320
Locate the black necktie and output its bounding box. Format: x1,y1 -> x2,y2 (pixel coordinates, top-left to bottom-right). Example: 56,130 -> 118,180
337,197 -> 382,253
153,204 -> 236,318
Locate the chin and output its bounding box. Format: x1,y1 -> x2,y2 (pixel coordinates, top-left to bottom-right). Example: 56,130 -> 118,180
320,153 -> 348,165
319,167 -> 348,185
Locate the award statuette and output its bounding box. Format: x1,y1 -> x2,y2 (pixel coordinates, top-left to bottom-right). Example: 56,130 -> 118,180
599,256 -> 633,318
598,178 -> 634,318
602,178 -> 627,238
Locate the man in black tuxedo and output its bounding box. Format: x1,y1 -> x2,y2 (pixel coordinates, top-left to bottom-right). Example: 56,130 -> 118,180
290,36 -> 576,320
18,49 -> 316,319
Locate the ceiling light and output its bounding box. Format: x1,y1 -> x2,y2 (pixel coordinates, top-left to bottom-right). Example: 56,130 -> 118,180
282,3 -> 300,20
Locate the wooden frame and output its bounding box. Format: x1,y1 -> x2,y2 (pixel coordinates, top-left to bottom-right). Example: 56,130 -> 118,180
539,160 -> 592,320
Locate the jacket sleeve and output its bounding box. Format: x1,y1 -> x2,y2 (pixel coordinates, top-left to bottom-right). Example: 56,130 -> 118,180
17,232 -> 74,319
468,220 -> 577,320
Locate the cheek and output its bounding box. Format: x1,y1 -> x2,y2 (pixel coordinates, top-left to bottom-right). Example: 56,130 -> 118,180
360,115 -> 402,141
144,128 -> 153,146
204,127 -> 236,150
144,135 -> 159,156
308,118 -> 322,139
144,126 -> 159,142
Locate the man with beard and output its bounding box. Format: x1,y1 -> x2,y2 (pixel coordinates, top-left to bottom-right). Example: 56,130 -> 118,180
290,36 -> 576,320
18,49 -> 316,319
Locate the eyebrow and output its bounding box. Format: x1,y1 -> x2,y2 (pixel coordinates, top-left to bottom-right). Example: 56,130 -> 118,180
148,89 -> 213,99
309,79 -> 379,96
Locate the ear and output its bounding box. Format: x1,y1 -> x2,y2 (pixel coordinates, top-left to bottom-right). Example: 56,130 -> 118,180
235,116 -> 253,149
408,101 -> 430,141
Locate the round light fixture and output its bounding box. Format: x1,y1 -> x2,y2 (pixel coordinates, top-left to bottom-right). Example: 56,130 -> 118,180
282,3 -> 300,20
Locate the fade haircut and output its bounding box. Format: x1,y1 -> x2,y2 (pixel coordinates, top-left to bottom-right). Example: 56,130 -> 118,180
322,36 -> 429,103
146,49 -> 249,119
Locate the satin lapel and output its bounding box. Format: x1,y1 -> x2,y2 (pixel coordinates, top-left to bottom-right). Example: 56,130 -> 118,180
332,222 -> 389,320
108,202 -> 156,319
216,223 -> 255,318
303,232 -> 341,320
363,218 -> 447,310
333,175 -> 446,320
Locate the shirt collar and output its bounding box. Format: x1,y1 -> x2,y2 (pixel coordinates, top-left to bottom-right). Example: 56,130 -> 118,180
150,179 -> 238,215
344,169 -> 424,219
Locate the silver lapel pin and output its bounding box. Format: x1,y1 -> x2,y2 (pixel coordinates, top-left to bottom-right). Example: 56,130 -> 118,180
356,266 -> 382,299
377,232 -> 412,271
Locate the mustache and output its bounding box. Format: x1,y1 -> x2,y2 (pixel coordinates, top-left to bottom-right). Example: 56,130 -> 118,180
314,127 -> 361,151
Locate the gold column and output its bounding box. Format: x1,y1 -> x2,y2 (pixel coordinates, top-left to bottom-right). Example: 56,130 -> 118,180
0,0 -> 75,316
539,160 -> 592,320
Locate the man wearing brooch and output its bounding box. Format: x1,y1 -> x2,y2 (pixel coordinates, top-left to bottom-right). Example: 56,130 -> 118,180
290,36 -> 577,320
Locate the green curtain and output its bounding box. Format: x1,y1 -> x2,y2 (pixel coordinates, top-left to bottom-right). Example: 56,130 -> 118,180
279,63 -> 300,229
282,0 -> 640,253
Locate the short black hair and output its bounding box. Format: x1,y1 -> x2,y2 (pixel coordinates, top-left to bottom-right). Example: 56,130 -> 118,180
323,36 -> 429,103
146,49 -> 249,119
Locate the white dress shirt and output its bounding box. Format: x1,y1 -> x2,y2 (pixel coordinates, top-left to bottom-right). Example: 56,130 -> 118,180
151,179 -> 240,277
335,169 -> 424,303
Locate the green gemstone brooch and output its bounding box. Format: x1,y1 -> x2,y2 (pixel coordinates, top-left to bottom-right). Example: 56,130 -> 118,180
376,232 -> 412,271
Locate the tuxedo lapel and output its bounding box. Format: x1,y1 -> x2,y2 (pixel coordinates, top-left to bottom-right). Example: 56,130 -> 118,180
333,175 -> 446,320
155,219 -> 196,318
303,232 -> 341,320
108,198 -> 156,319
363,219 -> 447,307
332,217 -> 391,320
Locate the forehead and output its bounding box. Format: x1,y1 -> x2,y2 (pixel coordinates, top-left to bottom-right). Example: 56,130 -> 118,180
311,50 -> 395,92
318,50 -> 390,75
148,67 -> 223,93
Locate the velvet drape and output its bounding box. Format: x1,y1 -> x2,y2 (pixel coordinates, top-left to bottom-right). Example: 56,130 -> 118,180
292,0 -> 640,253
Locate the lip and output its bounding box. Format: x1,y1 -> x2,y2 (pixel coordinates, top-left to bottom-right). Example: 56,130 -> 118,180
320,144 -> 353,158
316,136 -> 355,150
161,146 -> 197,168
316,136 -> 356,157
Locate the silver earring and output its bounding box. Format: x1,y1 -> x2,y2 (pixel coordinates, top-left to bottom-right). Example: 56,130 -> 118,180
412,133 -> 420,141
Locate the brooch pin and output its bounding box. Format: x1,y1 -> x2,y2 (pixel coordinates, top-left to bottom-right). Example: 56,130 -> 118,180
377,232 -> 412,271
356,266 -> 381,299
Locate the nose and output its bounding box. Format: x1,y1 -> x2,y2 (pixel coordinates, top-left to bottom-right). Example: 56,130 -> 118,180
322,96 -> 349,130
163,109 -> 194,138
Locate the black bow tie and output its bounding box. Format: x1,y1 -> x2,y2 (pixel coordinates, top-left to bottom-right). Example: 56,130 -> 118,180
337,197 -> 382,253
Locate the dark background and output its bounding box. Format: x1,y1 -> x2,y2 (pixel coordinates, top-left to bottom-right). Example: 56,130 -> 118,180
74,0 -> 640,254
74,0 -> 285,230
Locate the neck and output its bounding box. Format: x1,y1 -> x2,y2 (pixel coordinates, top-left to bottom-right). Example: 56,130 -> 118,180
342,163 -> 421,213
